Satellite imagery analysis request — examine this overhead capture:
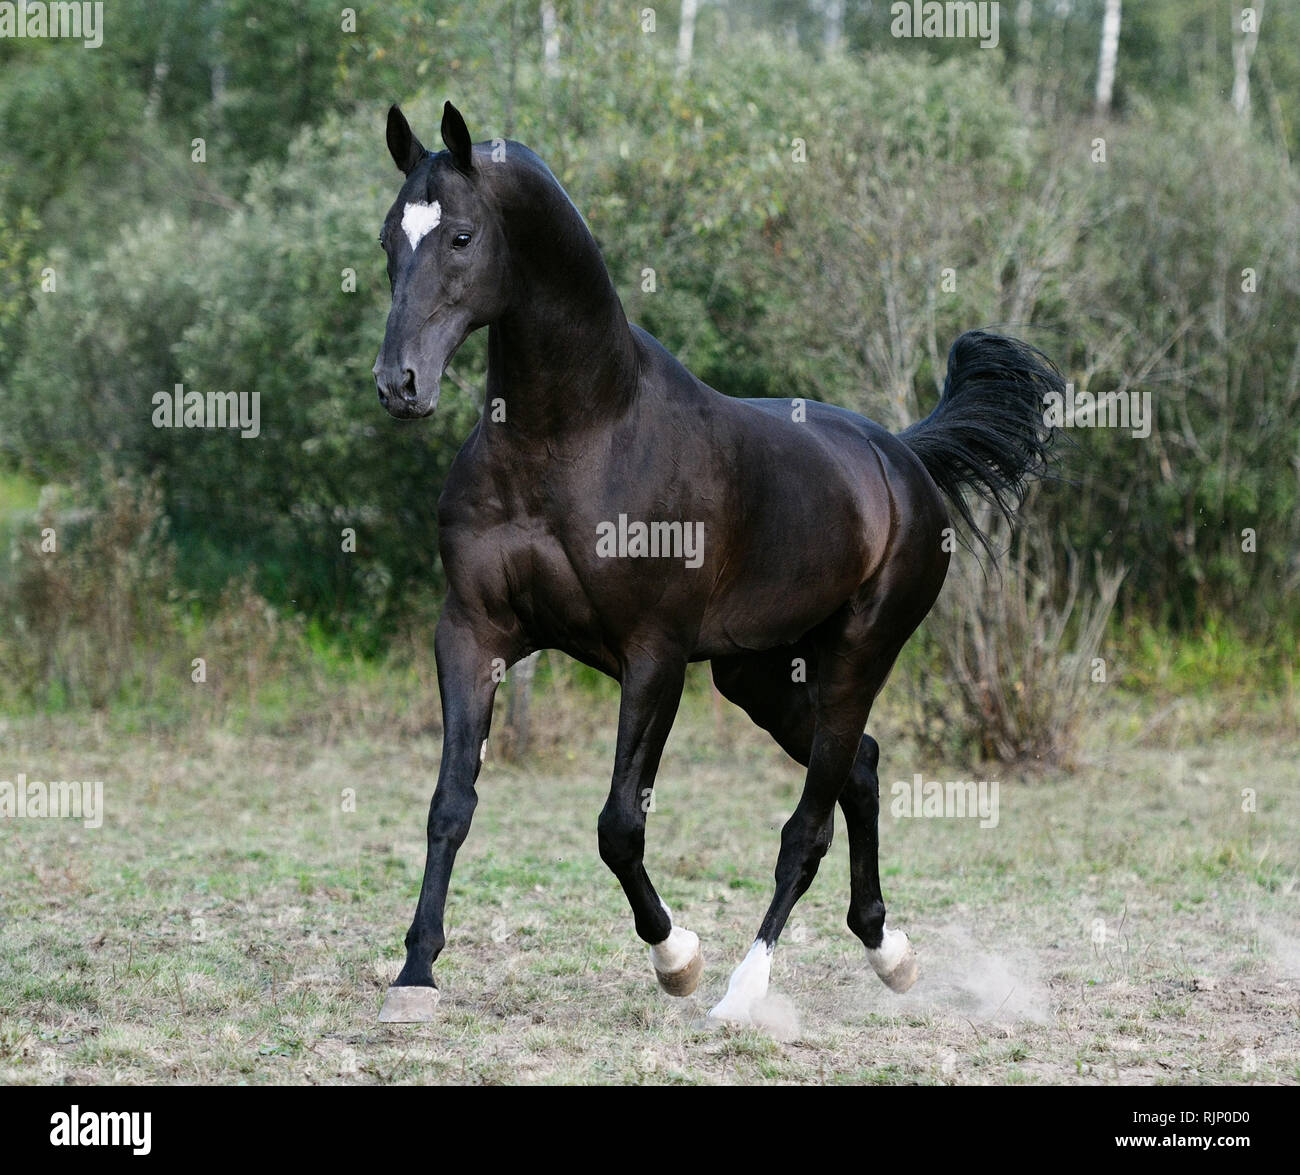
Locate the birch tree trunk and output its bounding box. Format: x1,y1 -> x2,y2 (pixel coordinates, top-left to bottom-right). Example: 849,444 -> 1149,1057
1013,0 -> 1034,112
499,650 -> 541,761
209,0 -> 226,118
540,0 -> 560,79
1231,3 -> 1261,120
823,0 -> 843,55
504,0 -> 519,135
676,0 -> 698,78
1094,0 -> 1121,114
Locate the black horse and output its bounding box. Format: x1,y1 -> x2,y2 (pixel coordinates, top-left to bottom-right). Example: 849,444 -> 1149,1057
372,103 -> 1060,1023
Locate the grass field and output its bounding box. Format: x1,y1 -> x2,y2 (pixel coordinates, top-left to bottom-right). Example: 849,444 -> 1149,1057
1,680 -> 1297,1085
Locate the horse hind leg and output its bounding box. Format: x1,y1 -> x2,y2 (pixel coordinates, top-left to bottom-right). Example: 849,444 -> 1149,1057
839,733 -> 918,992
708,728 -> 917,1021
703,645 -> 831,1024
708,634 -> 917,1025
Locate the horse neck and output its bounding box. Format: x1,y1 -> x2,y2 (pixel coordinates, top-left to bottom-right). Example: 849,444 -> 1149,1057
485,168 -> 638,441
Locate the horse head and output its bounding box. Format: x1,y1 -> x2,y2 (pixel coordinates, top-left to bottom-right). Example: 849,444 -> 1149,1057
372,102 -> 511,419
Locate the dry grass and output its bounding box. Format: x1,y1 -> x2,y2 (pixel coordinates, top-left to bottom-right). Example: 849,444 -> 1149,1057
0,684 -> 1297,1086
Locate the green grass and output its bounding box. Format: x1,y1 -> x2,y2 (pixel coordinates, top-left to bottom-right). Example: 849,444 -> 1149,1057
0,686 -> 1296,1085
0,470 -> 40,512
0,469 -> 41,555
1119,613 -> 1300,699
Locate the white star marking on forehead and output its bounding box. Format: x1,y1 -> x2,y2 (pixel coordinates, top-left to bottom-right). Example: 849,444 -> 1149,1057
401,200 -> 442,250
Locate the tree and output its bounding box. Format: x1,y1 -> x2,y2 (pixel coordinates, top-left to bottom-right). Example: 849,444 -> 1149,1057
1095,0 -> 1122,112
540,0 -> 560,78
1232,2 -> 1261,120
677,0 -> 699,77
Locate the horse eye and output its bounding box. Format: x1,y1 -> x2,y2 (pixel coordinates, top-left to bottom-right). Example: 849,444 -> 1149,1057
452,231 -> 473,249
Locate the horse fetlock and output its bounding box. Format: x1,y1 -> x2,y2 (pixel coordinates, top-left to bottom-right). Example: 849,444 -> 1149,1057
848,898 -> 887,946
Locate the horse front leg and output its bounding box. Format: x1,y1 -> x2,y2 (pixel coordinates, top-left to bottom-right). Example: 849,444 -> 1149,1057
598,655 -> 704,997
378,611 -> 515,1022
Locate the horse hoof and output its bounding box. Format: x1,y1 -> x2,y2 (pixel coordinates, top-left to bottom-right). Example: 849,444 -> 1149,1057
650,927 -> 703,997
706,1004 -> 751,1026
656,951 -> 704,997
378,985 -> 440,1022
706,939 -> 772,1024
868,926 -> 918,994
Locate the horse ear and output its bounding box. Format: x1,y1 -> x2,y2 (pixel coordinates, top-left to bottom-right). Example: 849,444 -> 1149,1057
386,105 -> 426,176
441,101 -> 474,174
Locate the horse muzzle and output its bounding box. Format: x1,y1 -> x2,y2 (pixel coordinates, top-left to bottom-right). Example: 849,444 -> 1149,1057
373,310 -> 470,420
374,362 -> 440,419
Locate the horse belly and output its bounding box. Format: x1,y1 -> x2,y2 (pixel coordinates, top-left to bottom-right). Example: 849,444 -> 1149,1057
695,545 -> 870,656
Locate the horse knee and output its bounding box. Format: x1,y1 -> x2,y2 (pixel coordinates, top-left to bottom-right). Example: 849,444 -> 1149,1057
427,789 -> 476,847
597,805 -> 645,873
856,734 -> 880,774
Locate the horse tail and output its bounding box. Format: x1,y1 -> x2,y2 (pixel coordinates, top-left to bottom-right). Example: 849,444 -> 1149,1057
898,329 -> 1061,556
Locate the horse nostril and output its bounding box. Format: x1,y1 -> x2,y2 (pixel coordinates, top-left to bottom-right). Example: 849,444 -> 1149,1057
400,370 -> 417,403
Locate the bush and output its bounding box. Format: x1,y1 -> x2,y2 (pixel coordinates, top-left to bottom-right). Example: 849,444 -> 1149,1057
1,112 -> 479,637
3,21 -> 1297,648
900,500 -> 1125,766
1,474 -> 180,710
